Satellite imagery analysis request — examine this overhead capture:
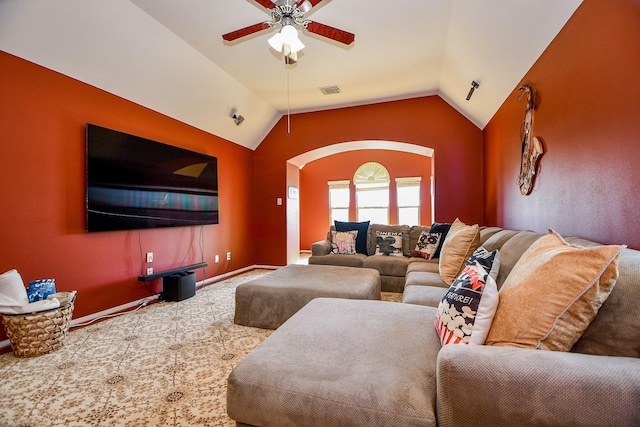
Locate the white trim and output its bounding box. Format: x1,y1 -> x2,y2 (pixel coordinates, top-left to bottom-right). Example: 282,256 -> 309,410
0,265 -> 281,353
289,140 -> 434,169
395,176 -> 423,183
327,180 -> 350,187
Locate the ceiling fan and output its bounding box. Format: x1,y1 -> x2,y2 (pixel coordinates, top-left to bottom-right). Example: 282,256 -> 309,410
222,0 -> 355,63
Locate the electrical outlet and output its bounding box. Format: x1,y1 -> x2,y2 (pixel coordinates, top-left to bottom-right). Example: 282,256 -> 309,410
146,267 -> 154,275
215,255 -> 219,263
226,252 -> 232,261
146,252 -> 154,263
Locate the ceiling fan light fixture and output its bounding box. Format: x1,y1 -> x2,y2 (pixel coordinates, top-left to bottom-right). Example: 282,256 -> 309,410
268,32 -> 284,52
281,25 -> 304,52
297,0 -> 312,13
269,24 -> 304,54
286,37 -> 305,54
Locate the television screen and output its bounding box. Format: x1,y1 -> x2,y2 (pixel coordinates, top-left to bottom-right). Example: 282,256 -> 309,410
86,124 -> 218,232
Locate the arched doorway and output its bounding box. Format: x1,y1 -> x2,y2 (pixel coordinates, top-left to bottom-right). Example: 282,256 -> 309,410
286,140 -> 435,264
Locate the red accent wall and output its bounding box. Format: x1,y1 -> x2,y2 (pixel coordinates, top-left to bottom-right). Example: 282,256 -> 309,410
483,0 -> 640,249
0,52 -> 255,340
299,149 -> 433,249
254,96 -> 483,266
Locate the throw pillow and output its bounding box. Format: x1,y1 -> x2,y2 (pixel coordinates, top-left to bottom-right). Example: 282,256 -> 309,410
429,222 -> 452,258
413,231 -> 442,260
330,230 -> 358,255
438,218 -> 480,285
374,231 -> 403,256
434,247 -> 500,345
485,229 -> 624,351
27,278 -> 57,303
335,220 -> 369,254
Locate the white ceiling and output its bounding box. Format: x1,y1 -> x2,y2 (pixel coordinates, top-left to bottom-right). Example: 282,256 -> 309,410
0,0 -> 582,150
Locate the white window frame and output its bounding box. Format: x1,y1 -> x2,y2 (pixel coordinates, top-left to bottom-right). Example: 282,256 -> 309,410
396,177 -> 422,225
328,180 -> 350,224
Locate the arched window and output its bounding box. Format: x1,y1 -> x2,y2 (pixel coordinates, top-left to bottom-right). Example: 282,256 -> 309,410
354,162 -> 390,223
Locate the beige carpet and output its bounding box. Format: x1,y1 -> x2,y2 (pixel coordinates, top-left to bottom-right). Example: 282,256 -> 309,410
0,269 -> 402,426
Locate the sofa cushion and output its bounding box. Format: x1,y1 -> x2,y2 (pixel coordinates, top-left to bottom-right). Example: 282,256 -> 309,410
308,253 -> 367,268
569,241 -> 640,358
367,224 -> 411,256
478,226 -> 504,246
363,254 -> 410,277
434,247 -> 500,345
481,229 -> 520,253
402,284 -> 448,306
407,258 -> 440,274
438,218 -> 480,285
485,230 -> 623,352
494,230 -> 544,289
335,220 -> 369,254
330,230 -> 358,254
374,230 -> 404,256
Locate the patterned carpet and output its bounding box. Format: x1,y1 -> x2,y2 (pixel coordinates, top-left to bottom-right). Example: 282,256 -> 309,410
0,269 -> 402,426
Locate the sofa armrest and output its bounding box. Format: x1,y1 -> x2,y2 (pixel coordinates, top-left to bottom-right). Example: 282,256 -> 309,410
311,239 -> 332,256
436,345 -> 640,427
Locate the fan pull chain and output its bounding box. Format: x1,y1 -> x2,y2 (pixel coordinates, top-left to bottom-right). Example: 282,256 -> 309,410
287,63 -> 291,138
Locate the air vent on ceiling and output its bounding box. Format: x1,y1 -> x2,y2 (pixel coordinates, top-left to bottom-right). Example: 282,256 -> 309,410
319,85 -> 341,95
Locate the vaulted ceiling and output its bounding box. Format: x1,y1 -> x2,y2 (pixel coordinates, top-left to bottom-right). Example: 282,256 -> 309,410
0,0 -> 582,149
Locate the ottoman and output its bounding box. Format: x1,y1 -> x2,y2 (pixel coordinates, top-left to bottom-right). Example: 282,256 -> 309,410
227,298 -> 440,426
234,264 -> 381,329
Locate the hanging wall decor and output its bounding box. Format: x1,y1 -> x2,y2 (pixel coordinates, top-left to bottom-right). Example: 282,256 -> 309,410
517,83 -> 544,195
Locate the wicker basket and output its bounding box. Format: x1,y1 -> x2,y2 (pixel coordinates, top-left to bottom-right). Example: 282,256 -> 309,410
1,294 -> 76,357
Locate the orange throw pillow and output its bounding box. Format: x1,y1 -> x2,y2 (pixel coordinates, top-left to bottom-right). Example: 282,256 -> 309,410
485,230 -> 623,351
438,218 -> 480,285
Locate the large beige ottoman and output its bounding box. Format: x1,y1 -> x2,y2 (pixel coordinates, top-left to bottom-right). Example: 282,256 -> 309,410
228,298 -> 439,426
234,264 -> 381,329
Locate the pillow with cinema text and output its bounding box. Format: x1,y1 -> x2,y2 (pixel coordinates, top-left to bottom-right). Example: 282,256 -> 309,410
375,231 -> 403,256
330,230 -> 358,255
434,247 -> 500,345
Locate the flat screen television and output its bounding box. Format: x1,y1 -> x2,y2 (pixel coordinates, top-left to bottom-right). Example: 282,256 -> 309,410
86,124 -> 218,232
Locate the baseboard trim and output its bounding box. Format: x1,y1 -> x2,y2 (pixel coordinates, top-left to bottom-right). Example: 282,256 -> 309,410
0,264 -> 281,353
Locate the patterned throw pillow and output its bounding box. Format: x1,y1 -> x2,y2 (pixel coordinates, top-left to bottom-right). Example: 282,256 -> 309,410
429,222 -> 452,259
434,247 -> 500,345
330,230 -> 358,255
414,231 -> 442,260
335,221 -> 369,254
374,231 -> 403,256
27,278 -> 57,303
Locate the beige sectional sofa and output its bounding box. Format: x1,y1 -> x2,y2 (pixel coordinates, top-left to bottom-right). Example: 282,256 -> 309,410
309,223 -> 436,292
228,223 -> 640,426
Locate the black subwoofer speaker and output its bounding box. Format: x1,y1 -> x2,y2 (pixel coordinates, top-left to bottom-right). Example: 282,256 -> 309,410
163,271 -> 196,302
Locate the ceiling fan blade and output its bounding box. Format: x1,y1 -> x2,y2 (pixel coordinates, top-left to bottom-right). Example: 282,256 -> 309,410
254,0 -> 277,9
222,22 -> 271,42
305,21 -> 355,45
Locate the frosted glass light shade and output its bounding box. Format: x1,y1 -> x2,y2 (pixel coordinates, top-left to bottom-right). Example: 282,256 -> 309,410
268,32 -> 284,52
268,25 -> 304,54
